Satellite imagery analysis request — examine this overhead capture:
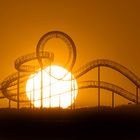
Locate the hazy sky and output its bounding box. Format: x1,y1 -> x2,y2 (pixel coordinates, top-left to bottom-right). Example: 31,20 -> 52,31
0,0 -> 140,107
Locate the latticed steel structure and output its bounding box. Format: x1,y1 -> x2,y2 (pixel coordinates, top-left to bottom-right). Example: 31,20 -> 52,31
0,31 -> 140,109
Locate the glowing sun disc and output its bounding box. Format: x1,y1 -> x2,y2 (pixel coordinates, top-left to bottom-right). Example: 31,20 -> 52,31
26,65 -> 78,108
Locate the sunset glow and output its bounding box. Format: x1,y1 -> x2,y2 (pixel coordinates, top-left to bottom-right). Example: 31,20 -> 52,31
26,65 -> 78,108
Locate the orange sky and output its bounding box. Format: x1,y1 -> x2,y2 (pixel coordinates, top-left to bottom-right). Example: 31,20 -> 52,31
0,0 -> 140,108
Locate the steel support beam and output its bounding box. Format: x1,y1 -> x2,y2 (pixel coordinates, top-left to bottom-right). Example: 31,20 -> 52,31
71,74 -> 73,109
112,92 -> 114,108
30,93 -> 32,109
49,63 -> 51,108
73,80 -> 76,110
9,100 -> 11,109
98,66 -> 100,107
33,75 -> 35,109
136,86 -> 139,104
40,68 -> 43,109
17,71 -> 20,110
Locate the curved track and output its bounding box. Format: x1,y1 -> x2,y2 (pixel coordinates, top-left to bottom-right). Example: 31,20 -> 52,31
74,59 -> 140,87
15,51 -> 54,72
0,31 -> 140,106
78,81 -> 140,103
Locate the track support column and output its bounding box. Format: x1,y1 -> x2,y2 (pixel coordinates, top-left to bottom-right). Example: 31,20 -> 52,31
112,92 -> 115,108
71,74 -> 73,109
136,86 -> 139,104
33,75 -> 35,109
40,68 -> 43,109
98,66 -> 100,108
17,71 -> 20,110
49,63 -> 51,108
30,93 -> 32,109
73,80 -> 76,110
9,100 -> 11,109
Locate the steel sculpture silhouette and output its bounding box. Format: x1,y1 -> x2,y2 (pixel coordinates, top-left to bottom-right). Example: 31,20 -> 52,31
0,31 -> 140,109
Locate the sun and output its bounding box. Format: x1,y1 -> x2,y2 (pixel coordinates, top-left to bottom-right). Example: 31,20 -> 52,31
26,65 -> 78,108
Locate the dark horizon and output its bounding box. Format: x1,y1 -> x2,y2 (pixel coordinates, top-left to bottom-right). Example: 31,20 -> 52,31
0,105 -> 140,140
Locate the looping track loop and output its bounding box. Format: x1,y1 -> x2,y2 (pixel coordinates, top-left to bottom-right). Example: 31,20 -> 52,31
36,31 -> 77,80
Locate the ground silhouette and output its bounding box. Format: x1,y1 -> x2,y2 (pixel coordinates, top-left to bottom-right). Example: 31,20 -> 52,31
0,105 -> 140,140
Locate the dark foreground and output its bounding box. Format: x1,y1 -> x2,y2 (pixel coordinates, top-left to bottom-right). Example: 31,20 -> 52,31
0,105 -> 140,140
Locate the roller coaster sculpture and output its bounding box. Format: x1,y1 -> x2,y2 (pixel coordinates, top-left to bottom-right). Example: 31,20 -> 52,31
0,31 -> 140,109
